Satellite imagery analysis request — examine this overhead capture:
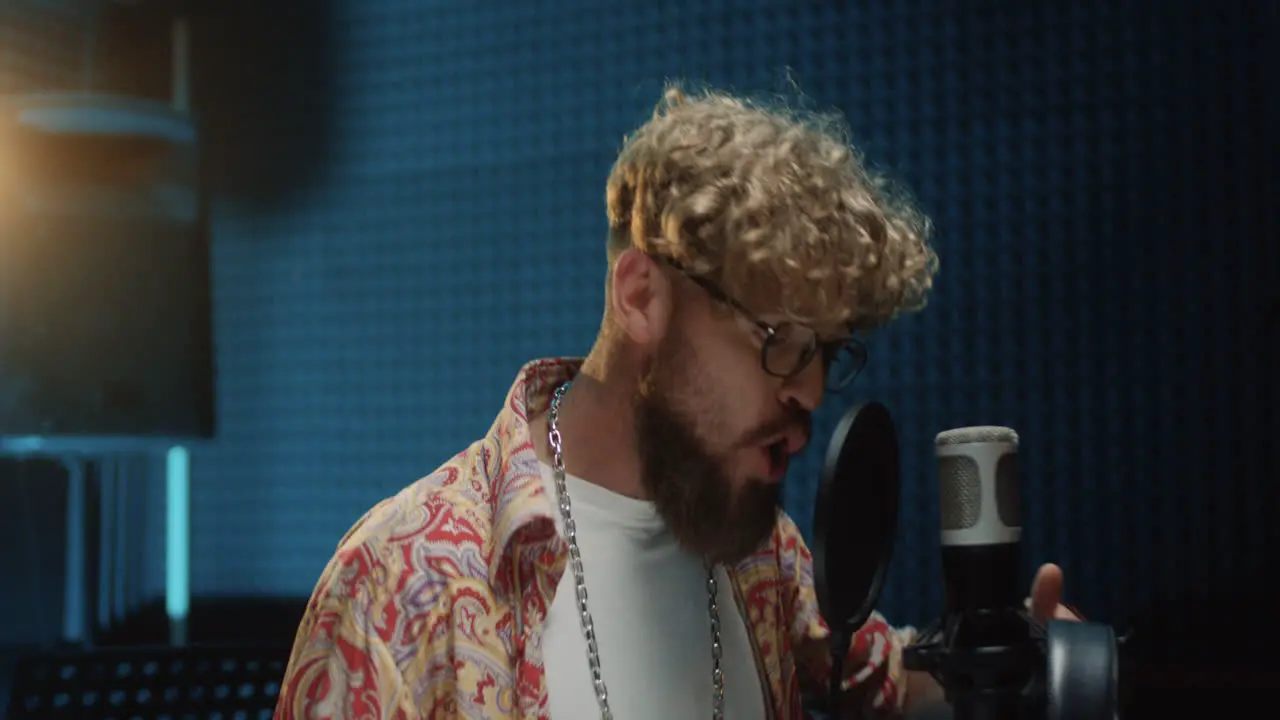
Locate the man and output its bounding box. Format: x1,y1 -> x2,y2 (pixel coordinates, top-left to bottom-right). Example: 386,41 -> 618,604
275,84 -> 1079,719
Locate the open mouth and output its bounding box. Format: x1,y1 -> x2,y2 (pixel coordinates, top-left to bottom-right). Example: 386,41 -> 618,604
764,440 -> 790,482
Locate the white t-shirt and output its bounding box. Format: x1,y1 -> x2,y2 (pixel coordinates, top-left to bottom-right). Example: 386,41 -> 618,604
539,463 -> 768,720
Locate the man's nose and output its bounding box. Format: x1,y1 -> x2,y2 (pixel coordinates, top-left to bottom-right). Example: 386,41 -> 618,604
778,356 -> 824,413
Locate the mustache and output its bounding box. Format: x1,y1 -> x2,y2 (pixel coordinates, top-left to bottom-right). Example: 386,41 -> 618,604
741,409 -> 812,448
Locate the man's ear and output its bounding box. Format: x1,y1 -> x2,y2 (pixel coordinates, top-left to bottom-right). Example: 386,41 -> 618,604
608,249 -> 673,348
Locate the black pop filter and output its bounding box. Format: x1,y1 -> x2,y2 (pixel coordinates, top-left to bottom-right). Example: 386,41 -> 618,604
810,402 -> 901,708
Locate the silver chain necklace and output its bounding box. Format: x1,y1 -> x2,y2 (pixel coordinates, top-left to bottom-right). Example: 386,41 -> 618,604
548,382 -> 726,720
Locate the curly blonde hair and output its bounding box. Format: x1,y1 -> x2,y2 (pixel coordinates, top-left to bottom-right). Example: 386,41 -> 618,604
605,83 -> 939,335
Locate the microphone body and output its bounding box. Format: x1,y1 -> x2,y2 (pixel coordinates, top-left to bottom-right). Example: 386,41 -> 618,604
936,427 -> 1023,618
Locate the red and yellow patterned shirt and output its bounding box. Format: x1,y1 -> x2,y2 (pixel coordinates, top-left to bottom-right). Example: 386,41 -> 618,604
276,358 -> 916,719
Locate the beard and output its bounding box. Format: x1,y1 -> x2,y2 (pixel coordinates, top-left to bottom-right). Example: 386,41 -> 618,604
633,331 -> 785,566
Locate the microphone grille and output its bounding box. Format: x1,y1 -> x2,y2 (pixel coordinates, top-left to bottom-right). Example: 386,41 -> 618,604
938,456 -> 982,530
934,426 -> 1019,447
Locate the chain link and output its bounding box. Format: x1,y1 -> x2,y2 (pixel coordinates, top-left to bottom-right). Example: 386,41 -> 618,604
549,382 -> 725,719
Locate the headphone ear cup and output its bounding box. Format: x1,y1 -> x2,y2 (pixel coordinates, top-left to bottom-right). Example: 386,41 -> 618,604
1044,619 -> 1120,720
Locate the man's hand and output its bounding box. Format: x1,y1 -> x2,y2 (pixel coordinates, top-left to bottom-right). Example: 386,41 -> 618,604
1027,562 -> 1084,622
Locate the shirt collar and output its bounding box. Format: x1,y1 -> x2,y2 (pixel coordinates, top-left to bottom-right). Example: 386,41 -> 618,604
488,357 -> 583,591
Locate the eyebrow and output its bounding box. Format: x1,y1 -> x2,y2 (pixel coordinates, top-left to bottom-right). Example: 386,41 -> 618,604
661,254 -> 858,343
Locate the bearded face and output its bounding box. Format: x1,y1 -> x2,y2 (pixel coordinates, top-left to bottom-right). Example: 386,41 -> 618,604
632,317 -> 804,565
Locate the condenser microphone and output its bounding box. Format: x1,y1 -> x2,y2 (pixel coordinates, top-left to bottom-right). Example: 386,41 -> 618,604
935,426 -> 1023,618
906,426 -> 1040,720
905,426 -> 1124,720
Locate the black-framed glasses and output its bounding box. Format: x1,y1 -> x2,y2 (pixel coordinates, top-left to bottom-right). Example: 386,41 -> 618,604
665,259 -> 869,392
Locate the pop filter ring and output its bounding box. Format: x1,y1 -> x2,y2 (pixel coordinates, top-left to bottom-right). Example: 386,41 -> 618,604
810,401 -> 901,713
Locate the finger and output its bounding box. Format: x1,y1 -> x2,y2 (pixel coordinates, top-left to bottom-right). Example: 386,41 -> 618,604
1023,599 -> 1082,621
1030,563 -> 1064,622
1055,603 -> 1084,621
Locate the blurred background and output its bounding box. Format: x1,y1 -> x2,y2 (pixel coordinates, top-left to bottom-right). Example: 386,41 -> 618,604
0,0 -> 1276,718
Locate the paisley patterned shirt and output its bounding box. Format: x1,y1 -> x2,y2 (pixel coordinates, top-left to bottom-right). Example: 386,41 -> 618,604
276,358 -> 917,719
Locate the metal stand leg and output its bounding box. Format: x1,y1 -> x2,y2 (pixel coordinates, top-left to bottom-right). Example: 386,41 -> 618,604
127,456 -> 145,619
113,462 -> 128,625
166,446 -> 190,646
98,459 -> 116,632
61,456 -> 86,645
